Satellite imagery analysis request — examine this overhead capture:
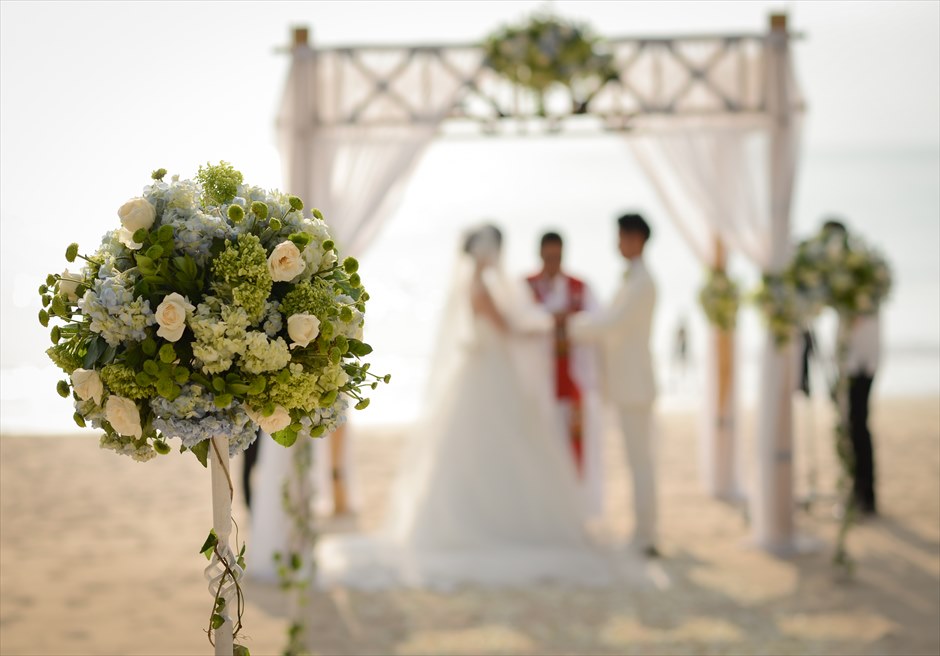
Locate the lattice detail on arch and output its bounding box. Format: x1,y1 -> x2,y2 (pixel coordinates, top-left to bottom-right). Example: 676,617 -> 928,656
307,34 -> 782,129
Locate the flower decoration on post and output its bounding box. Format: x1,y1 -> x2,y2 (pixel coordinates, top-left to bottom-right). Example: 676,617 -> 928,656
698,268 -> 741,332
39,163 -> 387,652
483,14 -> 617,115
750,223 -> 892,573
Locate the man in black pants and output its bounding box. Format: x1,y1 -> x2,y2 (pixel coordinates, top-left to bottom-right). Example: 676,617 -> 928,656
242,436 -> 260,511
825,219 -> 881,516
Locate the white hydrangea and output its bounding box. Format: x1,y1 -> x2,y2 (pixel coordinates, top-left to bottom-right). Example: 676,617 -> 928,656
190,301 -> 251,374
239,331 -> 291,375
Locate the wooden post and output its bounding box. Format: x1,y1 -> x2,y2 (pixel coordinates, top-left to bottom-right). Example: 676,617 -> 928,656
207,436 -> 237,655
330,426 -> 350,515
711,239 -> 738,499
751,12 -> 797,552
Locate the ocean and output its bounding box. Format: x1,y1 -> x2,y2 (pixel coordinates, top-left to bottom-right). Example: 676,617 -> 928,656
1,142 -> 938,432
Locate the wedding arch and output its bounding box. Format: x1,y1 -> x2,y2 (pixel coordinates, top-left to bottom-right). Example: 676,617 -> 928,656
275,14 -> 803,554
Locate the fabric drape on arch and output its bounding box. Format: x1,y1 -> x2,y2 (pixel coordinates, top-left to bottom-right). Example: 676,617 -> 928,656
625,28 -> 803,547
266,44 -> 484,521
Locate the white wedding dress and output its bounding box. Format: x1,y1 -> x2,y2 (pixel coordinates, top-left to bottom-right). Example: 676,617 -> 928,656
316,243 -> 611,589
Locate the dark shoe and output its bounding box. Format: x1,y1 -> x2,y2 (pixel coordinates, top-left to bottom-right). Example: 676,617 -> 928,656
643,545 -> 661,559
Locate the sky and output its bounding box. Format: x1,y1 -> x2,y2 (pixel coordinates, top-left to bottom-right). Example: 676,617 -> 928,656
1,0 -> 938,426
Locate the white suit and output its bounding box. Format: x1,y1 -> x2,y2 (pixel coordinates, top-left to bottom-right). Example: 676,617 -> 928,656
570,256 -> 658,548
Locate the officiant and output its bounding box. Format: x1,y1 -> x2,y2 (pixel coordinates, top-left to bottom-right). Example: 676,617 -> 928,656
525,231 -> 605,519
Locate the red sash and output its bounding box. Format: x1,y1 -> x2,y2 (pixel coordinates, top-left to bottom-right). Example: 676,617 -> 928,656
526,274 -> 586,474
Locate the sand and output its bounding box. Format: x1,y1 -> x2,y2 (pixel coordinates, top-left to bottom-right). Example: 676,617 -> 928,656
1,396 -> 938,655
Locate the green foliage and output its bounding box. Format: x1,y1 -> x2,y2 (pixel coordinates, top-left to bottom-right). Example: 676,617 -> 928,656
100,363 -> 154,400
47,343 -> 84,374
484,14 -> 616,112
211,233 -> 272,323
196,161 -> 243,206
699,268 -> 740,332
279,279 -> 335,320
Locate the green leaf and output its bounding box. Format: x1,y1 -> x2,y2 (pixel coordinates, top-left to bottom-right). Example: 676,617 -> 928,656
199,529 -> 218,557
213,393 -> 233,408
157,224 -> 174,241
158,343 -> 176,364
153,440 -> 171,455
212,377 -> 226,393
146,244 -> 164,260
101,344 -> 118,365
50,295 -> 67,318
135,255 -> 155,274
271,428 -> 298,447
233,645 -> 251,656
132,228 -> 149,245
210,614 -> 224,630
83,338 -> 104,368
347,340 -> 373,357
191,440 -> 210,468
247,377 -> 266,395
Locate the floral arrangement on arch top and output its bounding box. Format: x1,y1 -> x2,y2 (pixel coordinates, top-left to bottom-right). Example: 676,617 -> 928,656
40,162 -> 386,466
483,14 -> 617,111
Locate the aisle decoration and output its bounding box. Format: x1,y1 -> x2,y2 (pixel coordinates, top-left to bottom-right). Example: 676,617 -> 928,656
483,14 -> 617,114
751,224 -> 891,570
698,268 -> 741,332
808,225 -> 891,571
39,163 -> 386,654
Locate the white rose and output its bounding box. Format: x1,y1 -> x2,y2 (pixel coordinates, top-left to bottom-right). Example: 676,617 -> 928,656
58,269 -> 84,302
118,197 -> 156,234
245,404 -> 292,434
267,241 -> 306,282
287,313 -> 320,348
155,292 -> 195,342
71,368 -> 103,405
105,395 -> 142,438
116,227 -> 143,250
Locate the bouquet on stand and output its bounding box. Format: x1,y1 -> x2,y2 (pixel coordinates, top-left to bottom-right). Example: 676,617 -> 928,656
39,163 -> 384,653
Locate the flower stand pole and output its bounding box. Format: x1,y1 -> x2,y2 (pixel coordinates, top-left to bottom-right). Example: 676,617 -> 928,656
207,435 -> 242,655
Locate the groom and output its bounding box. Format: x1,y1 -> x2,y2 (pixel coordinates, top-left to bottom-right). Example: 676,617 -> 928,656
570,213 -> 659,557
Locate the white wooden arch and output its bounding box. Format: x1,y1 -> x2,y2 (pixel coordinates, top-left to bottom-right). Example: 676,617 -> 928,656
275,13 -> 803,554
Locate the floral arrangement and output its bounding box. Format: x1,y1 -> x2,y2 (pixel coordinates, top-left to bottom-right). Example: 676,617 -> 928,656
483,14 -> 616,112
40,163 -> 383,463
38,163 -> 386,650
752,226 -> 892,348
698,268 -> 741,332
751,223 -> 892,573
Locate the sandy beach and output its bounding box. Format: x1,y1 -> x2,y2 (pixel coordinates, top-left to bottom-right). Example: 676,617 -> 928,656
1,396 -> 938,655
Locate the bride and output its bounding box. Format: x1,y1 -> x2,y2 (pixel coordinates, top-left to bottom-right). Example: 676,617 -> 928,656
315,224 -> 609,589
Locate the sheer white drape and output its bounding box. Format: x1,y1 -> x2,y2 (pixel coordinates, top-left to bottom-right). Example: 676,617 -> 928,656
251,43 -> 481,570
630,27 -> 801,548
628,128 -> 763,501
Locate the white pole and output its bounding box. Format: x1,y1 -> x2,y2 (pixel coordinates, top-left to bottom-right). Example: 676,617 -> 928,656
751,12 -> 797,552
207,435 -> 238,655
